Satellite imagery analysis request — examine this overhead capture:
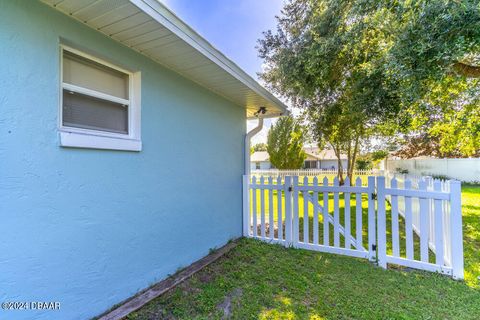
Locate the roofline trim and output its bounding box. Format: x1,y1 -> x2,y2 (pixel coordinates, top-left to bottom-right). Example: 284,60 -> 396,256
129,0 -> 289,116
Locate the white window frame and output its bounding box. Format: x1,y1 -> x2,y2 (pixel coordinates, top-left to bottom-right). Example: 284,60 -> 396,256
59,45 -> 142,151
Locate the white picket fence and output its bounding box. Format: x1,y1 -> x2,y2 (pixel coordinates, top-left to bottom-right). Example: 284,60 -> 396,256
382,172 -> 462,275
251,169 -> 373,178
242,174 -> 464,279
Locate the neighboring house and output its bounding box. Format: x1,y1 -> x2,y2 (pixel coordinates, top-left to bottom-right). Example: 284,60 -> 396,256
0,2 -> 287,320
251,151 -> 272,170
304,147 -> 348,170
250,148 -> 348,170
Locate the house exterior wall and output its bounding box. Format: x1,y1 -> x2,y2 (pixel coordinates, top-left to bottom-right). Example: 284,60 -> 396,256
0,2 -> 245,320
251,161 -> 272,171
319,159 -> 348,170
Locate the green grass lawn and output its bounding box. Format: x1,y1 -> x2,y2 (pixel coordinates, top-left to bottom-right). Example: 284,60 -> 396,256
126,186 -> 480,319
462,184 -> 480,288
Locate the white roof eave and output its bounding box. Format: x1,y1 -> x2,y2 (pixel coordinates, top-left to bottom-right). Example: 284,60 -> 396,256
131,0 -> 289,117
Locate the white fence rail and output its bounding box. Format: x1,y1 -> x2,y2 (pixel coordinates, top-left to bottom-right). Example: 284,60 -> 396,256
243,174 -> 464,279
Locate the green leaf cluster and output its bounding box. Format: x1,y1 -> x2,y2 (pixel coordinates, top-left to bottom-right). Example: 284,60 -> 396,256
267,116 -> 307,169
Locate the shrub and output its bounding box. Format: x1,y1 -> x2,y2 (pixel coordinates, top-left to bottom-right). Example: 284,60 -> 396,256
355,157 -> 373,170
395,168 -> 409,174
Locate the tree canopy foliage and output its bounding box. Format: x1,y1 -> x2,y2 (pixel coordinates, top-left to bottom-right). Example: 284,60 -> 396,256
258,0 -> 402,182
396,77 -> 480,157
267,116 -> 306,169
252,143 -> 268,152
258,0 -> 480,165
391,0 -> 480,157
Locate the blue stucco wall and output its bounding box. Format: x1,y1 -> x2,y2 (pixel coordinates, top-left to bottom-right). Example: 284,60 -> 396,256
0,2 -> 245,319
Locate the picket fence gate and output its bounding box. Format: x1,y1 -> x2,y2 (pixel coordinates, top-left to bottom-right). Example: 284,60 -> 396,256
242,175 -> 464,279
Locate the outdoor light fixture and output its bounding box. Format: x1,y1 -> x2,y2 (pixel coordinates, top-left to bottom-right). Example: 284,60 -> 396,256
254,106 -> 267,117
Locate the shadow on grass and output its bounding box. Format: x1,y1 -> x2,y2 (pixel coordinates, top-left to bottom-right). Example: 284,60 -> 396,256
126,238 -> 480,320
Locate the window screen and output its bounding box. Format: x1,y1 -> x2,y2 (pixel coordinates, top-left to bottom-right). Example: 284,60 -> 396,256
63,91 -> 128,134
62,50 -> 130,134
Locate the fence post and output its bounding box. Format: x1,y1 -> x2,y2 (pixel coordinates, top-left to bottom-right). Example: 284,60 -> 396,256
424,176 -> 434,247
376,176 -> 387,269
433,180 -> 444,267
284,176 -> 293,247
292,176 -> 299,247
419,180 -> 429,262
243,175 -> 250,237
367,176 -> 376,262
450,180 -> 464,280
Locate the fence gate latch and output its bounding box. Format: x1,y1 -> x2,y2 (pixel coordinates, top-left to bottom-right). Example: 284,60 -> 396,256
371,193 -> 377,200
288,186 -> 293,192
371,244 -> 377,251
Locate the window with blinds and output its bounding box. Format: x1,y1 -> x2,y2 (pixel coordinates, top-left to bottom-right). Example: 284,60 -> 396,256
61,50 -> 130,135
304,160 -> 317,169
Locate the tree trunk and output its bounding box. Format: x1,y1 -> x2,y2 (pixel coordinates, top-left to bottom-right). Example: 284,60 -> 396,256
345,140 -> 352,186
347,136 -> 360,185
453,62 -> 480,78
332,144 -> 344,185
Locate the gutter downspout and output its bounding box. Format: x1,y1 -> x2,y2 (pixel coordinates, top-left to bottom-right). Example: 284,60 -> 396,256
243,108 -> 284,237
244,117 -> 264,176
242,113 -> 264,237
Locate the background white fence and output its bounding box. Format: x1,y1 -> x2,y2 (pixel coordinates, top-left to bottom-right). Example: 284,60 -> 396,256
383,158 -> 480,183
251,169 -> 373,178
243,174 -> 464,279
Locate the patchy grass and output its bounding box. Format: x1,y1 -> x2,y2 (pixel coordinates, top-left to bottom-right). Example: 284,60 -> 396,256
462,185 -> 480,288
126,186 -> 479,319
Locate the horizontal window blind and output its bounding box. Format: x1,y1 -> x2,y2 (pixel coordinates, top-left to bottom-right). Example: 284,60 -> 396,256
63,90 -> 128,134
63,51 -> 129,100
